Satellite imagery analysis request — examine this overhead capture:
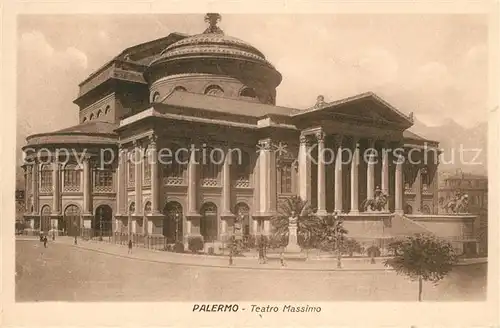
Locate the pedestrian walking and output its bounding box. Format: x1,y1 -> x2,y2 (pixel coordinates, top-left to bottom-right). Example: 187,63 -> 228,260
128,240 -> 133,254
280,251 -> 286,267
43,236 -> 48,248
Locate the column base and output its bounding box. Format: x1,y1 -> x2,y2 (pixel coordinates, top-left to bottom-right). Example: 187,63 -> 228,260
220,212 -> 235,219
185,212 -> 201,218
394,210 -> 404,215
348,210 -> 360,215
316,210 -> 328,217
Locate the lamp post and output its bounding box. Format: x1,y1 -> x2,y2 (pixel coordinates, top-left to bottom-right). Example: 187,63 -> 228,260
99,208 -> 103,241
175,213 -> 179,243
52,222 -> 55,240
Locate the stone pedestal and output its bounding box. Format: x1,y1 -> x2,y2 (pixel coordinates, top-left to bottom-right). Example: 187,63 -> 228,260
285,224 -> 301,253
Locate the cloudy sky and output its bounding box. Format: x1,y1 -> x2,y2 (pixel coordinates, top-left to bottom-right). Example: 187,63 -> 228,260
17,14 -> 488,147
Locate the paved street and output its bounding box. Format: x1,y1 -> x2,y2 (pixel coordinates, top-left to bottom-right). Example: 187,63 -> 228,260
16,239 -> 486,302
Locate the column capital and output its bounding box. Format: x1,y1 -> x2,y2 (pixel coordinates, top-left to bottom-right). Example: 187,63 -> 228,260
148,134 -> 158,147
315,131 -> 325,142
257,138 -> 273,151
299,134 -> 311,145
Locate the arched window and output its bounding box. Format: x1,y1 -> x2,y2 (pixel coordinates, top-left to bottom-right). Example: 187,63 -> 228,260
201,147 -> 223,186
104,105 -> 110,114
422,205 -> 431,214
240,87 -> 256,98
204,85 -> 224,97
162,146 -> 188,185
152,91 -> 160,103
173,86 -> 187,92
40,164 -> 52,192
82,117 -> 87,123
63,163 -> 81,192
89,113 -> 94,121
232,150 -> 251,188
96,110 -> 102,118
129,202 -> 135,214
404,204 -> 413,214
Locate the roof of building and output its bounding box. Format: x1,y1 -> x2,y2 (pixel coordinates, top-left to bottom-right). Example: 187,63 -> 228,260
51,121 -> 118,135
158,90 -> 300,118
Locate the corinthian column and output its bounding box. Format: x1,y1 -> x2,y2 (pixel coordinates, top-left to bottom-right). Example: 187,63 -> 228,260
82,154 -> 91,215
395,153 -> 404,214
133,140 -> 143,216
220,145 -> 234,237
187,145 -> 199,216
298,134 -> 311,202
32,161 -> 38,214
334,135 -> 343,213
381,140 -> 390,211
316,131 -> 327,216
52,160 -> 60,214
149,135 -> 160,215
350,137 -> 360,214
366,138 -> 376,201
116,146 -> 124,216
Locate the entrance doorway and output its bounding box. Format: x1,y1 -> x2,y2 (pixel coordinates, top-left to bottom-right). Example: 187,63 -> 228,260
93,205 -> 113,237
163,202 -> 183,243
63,204 -> 81,236
201,202 -> 218,242
40,205 -> 51,233
234,202 -> 250,236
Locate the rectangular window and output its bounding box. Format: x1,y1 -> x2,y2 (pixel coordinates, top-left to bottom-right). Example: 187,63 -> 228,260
40,171 -> 52,190
95,169 -> 113,191
279,163 -> 293,194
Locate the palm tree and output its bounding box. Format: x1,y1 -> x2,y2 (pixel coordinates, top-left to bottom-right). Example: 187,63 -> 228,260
271,196 -> 323,246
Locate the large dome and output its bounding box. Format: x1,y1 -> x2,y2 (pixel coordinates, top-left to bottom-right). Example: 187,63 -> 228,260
153,33 -> 274,69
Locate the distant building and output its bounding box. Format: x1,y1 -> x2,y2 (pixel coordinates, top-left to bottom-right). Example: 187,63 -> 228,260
439,169 -> 488,255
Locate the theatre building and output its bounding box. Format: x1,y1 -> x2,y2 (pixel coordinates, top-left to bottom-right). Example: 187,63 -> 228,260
21,14 -> 477,254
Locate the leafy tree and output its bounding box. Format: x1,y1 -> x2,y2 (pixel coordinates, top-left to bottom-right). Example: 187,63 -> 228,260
271,196 -> 323,245
384,235 -> 458,301
341,238 -> 363,257
318,213 -> 348,267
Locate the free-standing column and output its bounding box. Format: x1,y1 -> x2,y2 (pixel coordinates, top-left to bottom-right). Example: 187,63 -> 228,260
23,166 -> 29,212
316,131 -> 327,216
52,160 -> 60,214
381,141 -> 390,211
395,154 -> 404,214
334,135 -> 343,213
133,141 -> 143,216
82,154 -> 91,215
350,137 -> 360,214
366,138 -> 376,200
149,135 -> 160,215
298,134 -> 311,201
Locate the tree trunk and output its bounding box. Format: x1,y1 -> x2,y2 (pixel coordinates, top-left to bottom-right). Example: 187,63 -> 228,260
418,276 -> 423,302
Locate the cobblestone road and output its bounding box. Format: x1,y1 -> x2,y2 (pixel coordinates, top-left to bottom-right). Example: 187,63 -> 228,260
15,240 -> 486,302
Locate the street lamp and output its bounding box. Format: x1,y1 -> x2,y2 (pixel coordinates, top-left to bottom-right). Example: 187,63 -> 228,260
99,208 -> 103,241
175,213 -> 179,243
52,222 -> 55,240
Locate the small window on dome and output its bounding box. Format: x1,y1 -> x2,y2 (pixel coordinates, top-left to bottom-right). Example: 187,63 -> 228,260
152,92 -> 160,103
240,87 -> 256,98
173,86 -> 187,92
82,117 -> 87,123
204,85 -> 224,97
105,105 -> 110,114
89,113 -> 94,120
97,110 -> 102,118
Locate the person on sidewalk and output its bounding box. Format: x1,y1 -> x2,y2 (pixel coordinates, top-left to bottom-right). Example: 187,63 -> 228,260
280,251 -> 286,267
128,240 -> 133,254
43,236 -> 48,248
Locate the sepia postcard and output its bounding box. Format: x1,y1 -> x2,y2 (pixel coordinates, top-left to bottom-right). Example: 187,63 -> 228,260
1,1 -> 499,327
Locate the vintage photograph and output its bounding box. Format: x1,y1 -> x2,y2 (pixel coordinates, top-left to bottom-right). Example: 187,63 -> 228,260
14,13 -> 488,303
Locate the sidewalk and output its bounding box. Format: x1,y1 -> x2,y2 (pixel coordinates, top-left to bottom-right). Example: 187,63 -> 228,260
18,236 -> 487,271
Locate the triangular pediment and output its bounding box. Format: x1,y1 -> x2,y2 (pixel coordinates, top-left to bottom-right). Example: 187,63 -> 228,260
293,92 -> 413,129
